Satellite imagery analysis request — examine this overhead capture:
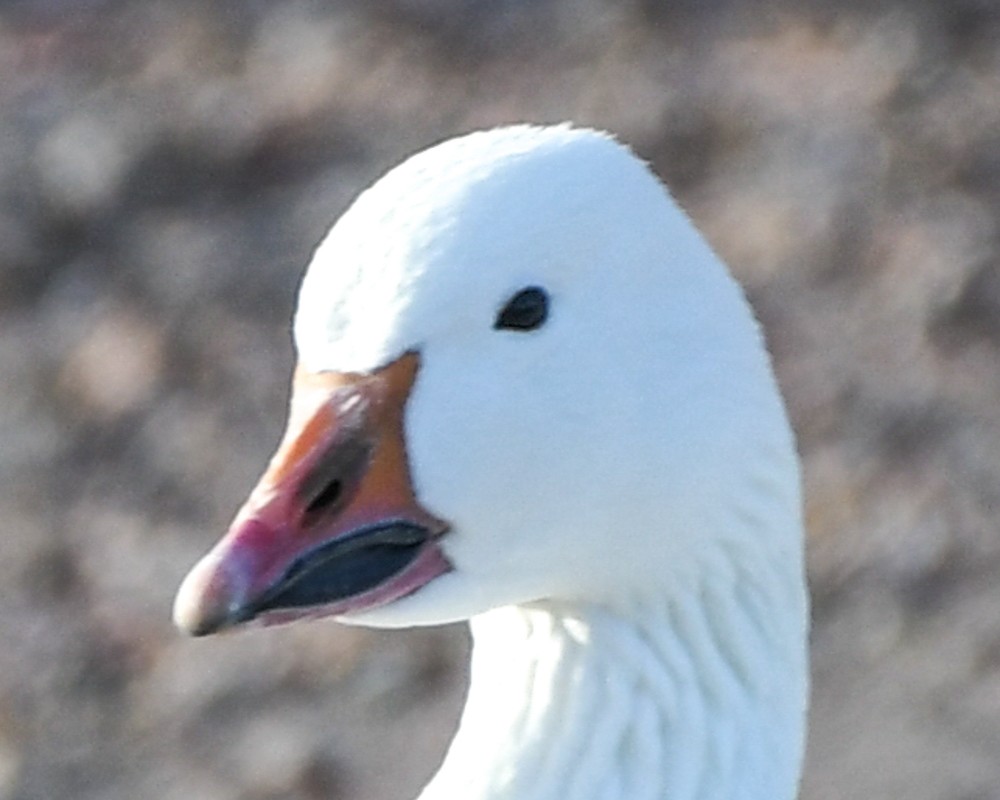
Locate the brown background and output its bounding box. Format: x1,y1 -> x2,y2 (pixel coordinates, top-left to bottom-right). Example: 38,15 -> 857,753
3,2 -> 1000,798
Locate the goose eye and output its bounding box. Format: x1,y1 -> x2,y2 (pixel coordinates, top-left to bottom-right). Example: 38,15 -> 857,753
494,286 -> 549,331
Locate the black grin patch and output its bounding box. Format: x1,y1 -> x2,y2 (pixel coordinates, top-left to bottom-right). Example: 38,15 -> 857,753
246,522 -> 431,617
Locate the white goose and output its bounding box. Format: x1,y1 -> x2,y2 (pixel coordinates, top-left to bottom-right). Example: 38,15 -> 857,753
173,124 -> 809,800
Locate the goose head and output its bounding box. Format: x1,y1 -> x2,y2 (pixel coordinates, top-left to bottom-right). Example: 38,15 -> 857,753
173,124 -> 801,640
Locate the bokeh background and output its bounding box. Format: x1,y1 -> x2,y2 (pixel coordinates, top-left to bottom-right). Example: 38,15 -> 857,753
3,1 -> 1000,798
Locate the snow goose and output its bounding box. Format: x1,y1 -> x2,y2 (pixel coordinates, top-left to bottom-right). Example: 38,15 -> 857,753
173,124 -> 808,800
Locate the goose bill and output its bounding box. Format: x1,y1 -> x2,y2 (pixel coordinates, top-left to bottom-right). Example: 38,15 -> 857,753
172,352 -> 451,636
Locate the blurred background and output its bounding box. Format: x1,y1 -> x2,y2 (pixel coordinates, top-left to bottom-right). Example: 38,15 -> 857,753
2,1 -> 1000,798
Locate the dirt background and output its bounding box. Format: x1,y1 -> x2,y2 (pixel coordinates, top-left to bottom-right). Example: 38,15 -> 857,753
3,1 -> 1000,798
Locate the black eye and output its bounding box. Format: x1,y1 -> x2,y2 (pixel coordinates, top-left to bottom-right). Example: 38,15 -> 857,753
494,286 -> 549,331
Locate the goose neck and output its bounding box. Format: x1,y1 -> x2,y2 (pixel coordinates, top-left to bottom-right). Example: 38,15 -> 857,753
419,582 -> 807,800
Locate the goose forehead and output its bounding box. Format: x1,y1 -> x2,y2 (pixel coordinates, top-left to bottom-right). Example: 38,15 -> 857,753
293,126 -> 665,373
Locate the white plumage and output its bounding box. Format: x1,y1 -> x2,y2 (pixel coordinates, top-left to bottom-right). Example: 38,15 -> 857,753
175,124 -> 809,800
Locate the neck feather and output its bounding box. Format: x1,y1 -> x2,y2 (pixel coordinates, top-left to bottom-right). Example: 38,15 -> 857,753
418,563 -> 807,800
